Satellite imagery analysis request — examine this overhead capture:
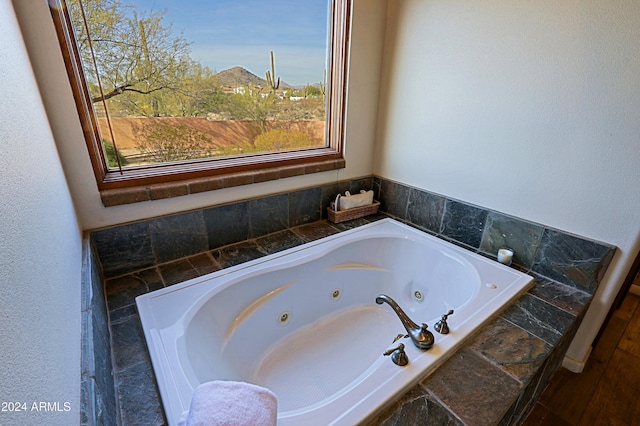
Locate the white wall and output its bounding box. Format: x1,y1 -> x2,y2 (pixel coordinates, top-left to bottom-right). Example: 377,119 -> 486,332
18,0 -> 387,231
376,0 -> 640,366
0,1 -> 81,424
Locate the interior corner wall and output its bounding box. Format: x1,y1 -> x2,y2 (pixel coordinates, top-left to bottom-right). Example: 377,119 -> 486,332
0,1 -> 82,424
375,0 -> 640,364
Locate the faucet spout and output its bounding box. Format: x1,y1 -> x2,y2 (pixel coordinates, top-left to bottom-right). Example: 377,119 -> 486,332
376,294 -> 434,350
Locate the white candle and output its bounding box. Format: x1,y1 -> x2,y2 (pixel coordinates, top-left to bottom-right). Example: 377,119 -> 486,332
497,249 -> 513,265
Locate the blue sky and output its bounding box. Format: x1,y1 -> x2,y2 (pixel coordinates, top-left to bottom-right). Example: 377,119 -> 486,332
133,0 -> 329,86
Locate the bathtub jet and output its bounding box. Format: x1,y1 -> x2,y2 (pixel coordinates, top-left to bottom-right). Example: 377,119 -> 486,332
136,218 -> 533,426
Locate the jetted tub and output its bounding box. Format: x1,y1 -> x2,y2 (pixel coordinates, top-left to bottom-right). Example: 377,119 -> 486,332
136,218 -> 533,425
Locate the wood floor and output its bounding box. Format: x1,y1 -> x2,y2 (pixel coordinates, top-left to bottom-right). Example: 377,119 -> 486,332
523,282 -> 640,426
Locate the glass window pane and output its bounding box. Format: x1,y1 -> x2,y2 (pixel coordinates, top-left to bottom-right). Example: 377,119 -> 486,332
67,0 -> 330,169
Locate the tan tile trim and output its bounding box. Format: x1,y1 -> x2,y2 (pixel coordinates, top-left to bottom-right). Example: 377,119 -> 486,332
100,158 -> 346,207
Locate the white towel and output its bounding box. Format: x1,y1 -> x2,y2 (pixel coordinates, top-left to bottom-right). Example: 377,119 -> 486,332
178,381 -> 277,426
337,190 -> 374,211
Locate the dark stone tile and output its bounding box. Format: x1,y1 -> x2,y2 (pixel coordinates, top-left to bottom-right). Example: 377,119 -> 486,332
406,188 -> 445,233
501,293 -> 576,346
81,310 -> 92,379
367,385 -> 462,426
249,194 -> 289,238
294,221 -> 340,242
289,187 -> 322,227
80,378 -> 92,425
372,176 -> 382,200
364,212 -> 391,222
212,241 -> 267,268
378,179 -> 410,219
480,212 -> 543,268
110,315 -> 149,371
527,274 -> 591,316
116,360 -> 166,426
531,228 -> 616,294
106,268 -> 163,312
91,222 -> 155,278
203,202 -> 250,249
106,274 -> 146,312
424,348 -> 522,425
187,253 -> 221,276
81,239 -> 96,313
255,229 -> 306,254
91,312 -> 115,399
468,317 -> 552,385
501,362 -> 546,426
331,217 -> 371,231
440,199 -> 488,248
158,259 -> 201,287
149,211 -> 208,263
321,181 -> 351,218
350,177 -> 374,194
85,252 -> 109,335
109,304 -> 137,323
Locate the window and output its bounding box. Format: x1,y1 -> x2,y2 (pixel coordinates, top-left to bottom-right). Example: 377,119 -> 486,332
50,0 -> 350,194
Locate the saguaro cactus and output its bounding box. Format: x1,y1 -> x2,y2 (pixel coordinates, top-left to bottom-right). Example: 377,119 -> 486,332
265,50 -> 280,95
320,68 -> 327,98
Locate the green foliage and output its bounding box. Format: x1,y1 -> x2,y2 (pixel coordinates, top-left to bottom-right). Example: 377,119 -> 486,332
103,140 -> 128,168
221,85 -> 277,133
304,85 -> 323,98
253,128 -> 315,152
69,0 -> 219,118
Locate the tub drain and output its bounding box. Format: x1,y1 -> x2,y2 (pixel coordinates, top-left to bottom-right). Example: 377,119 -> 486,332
413,290 -> 424,301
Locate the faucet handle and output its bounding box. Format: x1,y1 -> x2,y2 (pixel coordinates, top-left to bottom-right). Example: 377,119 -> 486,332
434,310 -> 454,334
393,333 -> 408,343
383,343 -> 409,366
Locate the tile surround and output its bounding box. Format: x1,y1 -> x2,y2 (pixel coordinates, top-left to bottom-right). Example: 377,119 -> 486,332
86,175 -> 616,425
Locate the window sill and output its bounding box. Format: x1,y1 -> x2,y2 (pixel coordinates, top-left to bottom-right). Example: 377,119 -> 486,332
100,158 -> 345,207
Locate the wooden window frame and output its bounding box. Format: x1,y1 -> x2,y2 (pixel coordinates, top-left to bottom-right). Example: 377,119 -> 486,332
49,0 -> 351,192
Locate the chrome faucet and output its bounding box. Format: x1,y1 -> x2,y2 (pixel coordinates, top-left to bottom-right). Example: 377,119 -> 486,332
375,294 -> 434,350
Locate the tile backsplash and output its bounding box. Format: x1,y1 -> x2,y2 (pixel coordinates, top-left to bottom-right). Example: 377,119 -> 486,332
371,176 -> 615,295
92,175 -> 615,292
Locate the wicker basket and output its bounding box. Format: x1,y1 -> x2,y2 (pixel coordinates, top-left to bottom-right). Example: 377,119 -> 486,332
327,201 -> 380,223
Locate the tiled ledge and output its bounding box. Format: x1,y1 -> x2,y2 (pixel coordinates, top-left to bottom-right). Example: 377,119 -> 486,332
102,218 -> 596,425
88,176 -> 616,425
100,158 -> 346,207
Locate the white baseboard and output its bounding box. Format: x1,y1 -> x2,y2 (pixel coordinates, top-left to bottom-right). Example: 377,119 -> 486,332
562,346 -> 592,373
630,284 -> 640,296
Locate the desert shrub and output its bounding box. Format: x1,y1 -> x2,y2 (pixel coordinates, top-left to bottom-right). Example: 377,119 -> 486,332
103,140 -> 129,168
253,128 -> 316,152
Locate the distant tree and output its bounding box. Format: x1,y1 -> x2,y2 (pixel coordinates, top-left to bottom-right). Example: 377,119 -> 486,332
304,85 -> 323,98
68,0 -> 219,117
224,84 -> 277,134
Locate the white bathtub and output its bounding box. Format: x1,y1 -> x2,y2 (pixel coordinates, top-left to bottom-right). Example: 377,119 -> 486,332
136,218 -> 533,425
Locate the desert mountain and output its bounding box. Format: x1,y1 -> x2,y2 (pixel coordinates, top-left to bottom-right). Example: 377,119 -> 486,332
214,66 -> 291,89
